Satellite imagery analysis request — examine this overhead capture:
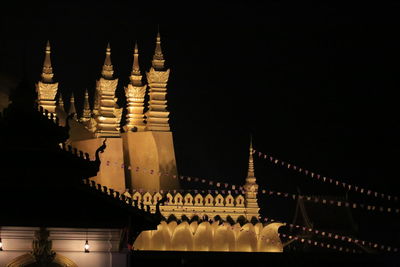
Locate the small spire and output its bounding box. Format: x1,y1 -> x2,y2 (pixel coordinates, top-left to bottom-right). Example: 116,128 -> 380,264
152,27 -> 165,70
41,40 -> 54,83
58,92 -> 64,107
69,92 -> 76,115
101,42 -> 114,79
83,90 -> 91,119
84,90 -> 90,109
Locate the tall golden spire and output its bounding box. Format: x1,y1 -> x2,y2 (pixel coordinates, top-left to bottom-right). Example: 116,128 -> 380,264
244,136 -> 259,211
130,41 -> 143,86
94,42 -> 122,137
152,27 -> 165,70
41,40 -> 54,83
101,42 -> 114,79
246,136 -> 255,181
124,41 -> 146,131
36,40 -> 58,113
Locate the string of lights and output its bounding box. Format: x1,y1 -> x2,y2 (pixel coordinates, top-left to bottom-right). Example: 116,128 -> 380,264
252,149 -> 399,203
116,166 -> 400,215
259,217 -> 399,253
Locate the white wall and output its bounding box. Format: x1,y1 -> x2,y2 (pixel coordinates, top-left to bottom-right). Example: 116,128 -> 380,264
0,227 -> 129,267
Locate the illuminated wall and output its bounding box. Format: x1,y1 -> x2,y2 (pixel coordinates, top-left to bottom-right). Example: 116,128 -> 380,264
134,221 -> 283,252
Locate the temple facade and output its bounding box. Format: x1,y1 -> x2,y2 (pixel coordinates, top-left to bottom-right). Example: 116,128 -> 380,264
33,31 -> 283,253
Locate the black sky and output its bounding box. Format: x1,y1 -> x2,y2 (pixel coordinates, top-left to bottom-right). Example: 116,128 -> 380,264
1,2 -> 400,240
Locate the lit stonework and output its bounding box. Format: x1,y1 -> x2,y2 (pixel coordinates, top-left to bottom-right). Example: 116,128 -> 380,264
124,42 -> 146,132
36,40 -> 58,113
134,221 -> 283,252
30,32 -> 283,253
145,31 -> 171,132
93,43 -> 123,137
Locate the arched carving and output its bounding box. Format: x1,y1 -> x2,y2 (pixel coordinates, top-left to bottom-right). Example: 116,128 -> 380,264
225,194 -> 234,206
153,192 -> 163,204
215,194 -> 224,206
133,221 -> 283,252
6,253 -> 78,267
174,193 -> 183,205
132,191 -> 142,202
236,223 -> 257,252
166,193 -> 173,204
143,192 -> 153,205
171,221 -> 193,251
235,195 -> 245,207
194,193 -> 203,206
193,221 -> 213,251
123,190 -> 132,198
204,194 -> 214,206
184,193 -> 193,205
212,222 -> 236,251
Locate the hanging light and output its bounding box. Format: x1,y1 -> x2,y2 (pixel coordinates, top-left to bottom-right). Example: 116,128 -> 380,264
0,238 -> 3,251
84,240 -> 90,253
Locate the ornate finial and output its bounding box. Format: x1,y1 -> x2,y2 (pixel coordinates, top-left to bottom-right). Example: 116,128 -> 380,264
83,89 -> 91,119
69,92 -> 76,115
132,42 -> 140,73
129,41 -> 143,86
41,40 -> 54,83
101,42 -> 114,79
247,136 -> 255,179
244,135 -> 259,212
152,27 -> 165,70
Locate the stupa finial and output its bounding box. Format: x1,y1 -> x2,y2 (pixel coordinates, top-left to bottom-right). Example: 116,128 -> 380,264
247,135 -> 255,179
152,26 -> 165,70
41,40 -> 54,83
132,41 -> 141,76
101,42 -> 114,79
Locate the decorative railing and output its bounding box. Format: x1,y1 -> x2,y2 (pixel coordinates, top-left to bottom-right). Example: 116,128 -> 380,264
124,190 -> 246,208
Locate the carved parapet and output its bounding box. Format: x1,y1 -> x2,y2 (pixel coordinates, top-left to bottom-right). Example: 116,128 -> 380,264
145,67 -> 171,131
36,81 -> 58,113
125,84 -> 146,99
122,190 -> 258,220
93,78 -> 121,137
124,84 -> 147,131
127,190 -> 245,207
146,68 -> 170,84
97,78 -> 118,95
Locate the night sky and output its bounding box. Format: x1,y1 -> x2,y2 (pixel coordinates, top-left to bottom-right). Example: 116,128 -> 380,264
1,2 -> 400,244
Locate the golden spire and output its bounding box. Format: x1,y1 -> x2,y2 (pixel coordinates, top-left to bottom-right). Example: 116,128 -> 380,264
152,27 -> 165,70
247,136 -> 255,180
83,89 -> 91,119
69,92 -> 76,115
101,42 -> 114,79
41,40 -> 54,83
129,41 -> 143,86
244,135 -> 259,212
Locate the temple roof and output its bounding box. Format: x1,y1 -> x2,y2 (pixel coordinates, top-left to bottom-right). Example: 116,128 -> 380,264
0,90 -> 162,231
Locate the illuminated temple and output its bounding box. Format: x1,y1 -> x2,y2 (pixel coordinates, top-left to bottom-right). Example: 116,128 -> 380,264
0,31 -> 283,266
